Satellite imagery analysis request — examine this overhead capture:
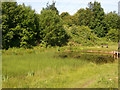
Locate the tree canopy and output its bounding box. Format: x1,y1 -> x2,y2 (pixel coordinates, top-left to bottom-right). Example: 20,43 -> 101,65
2,2 -> 39,49
2,1 -> 119,49
39,9 -> 69,47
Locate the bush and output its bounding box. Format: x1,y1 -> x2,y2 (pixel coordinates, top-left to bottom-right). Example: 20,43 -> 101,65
106,29 -> 118,42
65,25 -> 99,46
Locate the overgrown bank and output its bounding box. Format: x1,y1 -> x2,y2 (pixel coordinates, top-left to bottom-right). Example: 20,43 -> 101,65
1,1 -> 119,88
2,46 -> 118,88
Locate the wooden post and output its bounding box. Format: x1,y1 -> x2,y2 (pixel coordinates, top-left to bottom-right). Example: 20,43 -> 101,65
117,51 -> 118,59
113,51 -> 115,54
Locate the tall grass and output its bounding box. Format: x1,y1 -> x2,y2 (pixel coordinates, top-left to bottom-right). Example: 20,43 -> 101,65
2,50 -> 88,77
2,44 -> 118,88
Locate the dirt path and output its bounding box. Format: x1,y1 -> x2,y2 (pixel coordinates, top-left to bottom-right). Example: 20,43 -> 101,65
82,79 -> 95,88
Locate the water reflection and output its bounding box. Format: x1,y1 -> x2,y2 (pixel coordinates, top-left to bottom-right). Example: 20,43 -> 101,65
56,52 -> 117,64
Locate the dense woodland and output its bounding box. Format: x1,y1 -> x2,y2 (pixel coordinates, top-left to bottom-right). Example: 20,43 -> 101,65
1,1 -> 120,49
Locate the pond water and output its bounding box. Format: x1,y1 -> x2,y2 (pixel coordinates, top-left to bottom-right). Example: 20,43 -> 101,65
55,51 -> 117,64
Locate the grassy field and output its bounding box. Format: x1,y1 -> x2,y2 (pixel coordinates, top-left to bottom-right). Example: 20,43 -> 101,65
60,41 -> 118,52
2,43 -> 118,88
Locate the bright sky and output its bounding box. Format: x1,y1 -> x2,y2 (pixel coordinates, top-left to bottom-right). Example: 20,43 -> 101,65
16,0 -> 119,15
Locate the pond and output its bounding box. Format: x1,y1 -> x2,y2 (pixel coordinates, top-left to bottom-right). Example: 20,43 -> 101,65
55,51 -> 118,64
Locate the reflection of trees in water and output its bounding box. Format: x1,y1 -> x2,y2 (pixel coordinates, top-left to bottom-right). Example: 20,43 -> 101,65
56,52 -> 116,64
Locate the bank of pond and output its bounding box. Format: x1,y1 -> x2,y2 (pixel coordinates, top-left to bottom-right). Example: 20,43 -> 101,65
2,46 -> 118,88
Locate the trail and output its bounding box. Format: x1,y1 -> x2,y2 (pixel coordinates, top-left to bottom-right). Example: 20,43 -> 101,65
82,79 -> 95,88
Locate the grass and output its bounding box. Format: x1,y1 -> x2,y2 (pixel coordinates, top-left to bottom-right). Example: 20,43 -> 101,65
2,43 -> 118,88
59,42 -> 118,53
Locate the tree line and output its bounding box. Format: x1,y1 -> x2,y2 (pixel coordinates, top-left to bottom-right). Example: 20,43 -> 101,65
2,1 -> 120,49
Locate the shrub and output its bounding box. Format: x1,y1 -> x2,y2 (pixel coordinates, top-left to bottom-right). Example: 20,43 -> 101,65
65,25 -> 99,46
106,29 -> 118,42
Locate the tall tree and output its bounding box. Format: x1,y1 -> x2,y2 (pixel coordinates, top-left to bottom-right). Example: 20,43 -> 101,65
88,1 -> 106,37
2,2 -> 18,49
39,9 -> 69,47
60,12 -> 70,19
2,2 -> 39,49
75,8 -> 94,26
104,12 -> 119,30
43,1 -> 59,15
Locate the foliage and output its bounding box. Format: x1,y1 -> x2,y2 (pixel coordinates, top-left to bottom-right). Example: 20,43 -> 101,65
1,1 -> 119,88
106,29 -> 118,42
2,1 -> 119,50
75,8 -> 93,26
60,12 -> 70,19
2,2 -> 39,49
104,12 -> 119,30
87,1 -> 106,37
39,9 -> 69,47
2,47 -> 118,88
74,1 -> 110,37
43,1 -> 59,15
65,25 -> 99,46
2,2 -> 18,49
60,12 -> 75,26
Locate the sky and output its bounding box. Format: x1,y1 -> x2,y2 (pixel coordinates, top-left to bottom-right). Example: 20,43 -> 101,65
16,0 -> 120,15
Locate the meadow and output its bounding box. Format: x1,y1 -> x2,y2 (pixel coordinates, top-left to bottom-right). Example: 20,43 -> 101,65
1,1 -> 119,89
2,43 -> 118,88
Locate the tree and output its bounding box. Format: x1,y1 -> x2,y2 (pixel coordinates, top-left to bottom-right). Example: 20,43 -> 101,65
2,2 -> 18,49
60,12 -> 70,19
106,29 -> 118,42
67,25 -> 98,46
88,1 -> 106,37
39,9 -> 69,47
2,2 -> 40,49
74,1 -> 107,37
118,16 -> 120,42
60,12 -> 76,26
75,8 -> 94,26
104,12 -> 119,30
43,1 -> 59,15
15,4 -> 39,48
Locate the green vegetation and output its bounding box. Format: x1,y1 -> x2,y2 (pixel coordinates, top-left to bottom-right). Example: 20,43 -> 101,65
64,25 -> 99,46
2,47 -> 118,88
1,0 -> 119,88
2,1 -> 120,49
2,2 -> 40,49
39,9 -> 68,47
